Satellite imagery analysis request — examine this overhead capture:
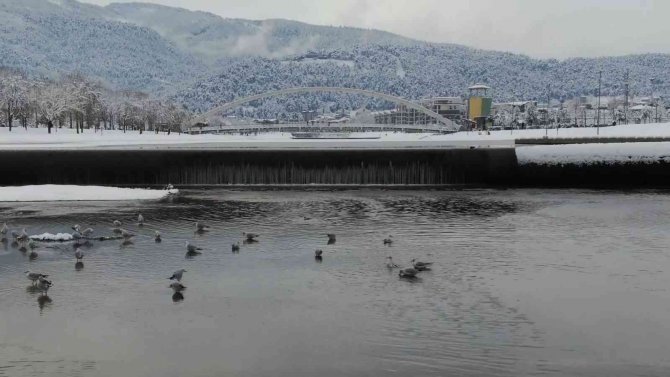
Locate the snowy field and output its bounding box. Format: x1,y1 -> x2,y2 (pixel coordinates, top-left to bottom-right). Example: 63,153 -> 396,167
1,122 -> 669,150
517,142 -> 670,165
0,185 -> 178,202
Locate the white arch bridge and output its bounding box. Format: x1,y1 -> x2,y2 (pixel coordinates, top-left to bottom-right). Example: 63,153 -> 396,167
190,87 -> 460,134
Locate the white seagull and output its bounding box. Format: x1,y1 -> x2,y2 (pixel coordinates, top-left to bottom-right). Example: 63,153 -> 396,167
411,259 -> 433,271
25,271 -> 48,285
386,256 -> 399,268
74,248 -> 84,261
137,213 -> 144,225
168,269 -> 186,282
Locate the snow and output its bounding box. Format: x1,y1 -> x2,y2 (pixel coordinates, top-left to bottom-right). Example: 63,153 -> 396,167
0,185 -> 179,202
30,232 -> 74,241
516,142 -> 670,165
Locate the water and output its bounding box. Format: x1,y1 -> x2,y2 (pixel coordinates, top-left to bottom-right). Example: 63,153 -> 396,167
1,188 -> 670,376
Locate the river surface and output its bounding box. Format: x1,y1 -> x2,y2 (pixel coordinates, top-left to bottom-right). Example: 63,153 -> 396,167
1,188 -> 670,377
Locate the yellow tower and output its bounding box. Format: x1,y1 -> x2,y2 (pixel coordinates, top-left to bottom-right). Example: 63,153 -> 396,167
468,84 -> 492,129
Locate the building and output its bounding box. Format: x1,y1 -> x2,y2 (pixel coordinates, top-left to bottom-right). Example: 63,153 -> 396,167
372,96 -> 465,125
467,84 -> 493,129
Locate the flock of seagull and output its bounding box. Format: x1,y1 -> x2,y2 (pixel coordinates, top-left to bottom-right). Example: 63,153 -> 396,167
2,213 -> 434,302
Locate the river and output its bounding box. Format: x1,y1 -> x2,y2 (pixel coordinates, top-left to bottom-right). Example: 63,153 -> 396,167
1,188 -> 669,376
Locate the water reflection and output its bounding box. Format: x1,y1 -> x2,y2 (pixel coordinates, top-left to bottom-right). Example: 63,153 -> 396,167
171,292 -> 184,303
75,261 -> 84,271
37,295 -> 52,312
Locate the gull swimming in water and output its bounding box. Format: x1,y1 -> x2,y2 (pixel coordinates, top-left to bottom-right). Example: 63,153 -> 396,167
185,241 -> 202,254
81,228 -> 94,237
231,242 -> 240,252
25,271 -> 48,285
1,222 -> 9,240
169,282 -> 186,292
74,248 -> 84,261
154,231 -> 162,243
411,259 -> 433,271
113,220 -> 122,227
195,222 -> 210,233
72,224 -> 80,232
243,232 -> 259,241
314,249 -> 323,257
383,235 -> 394,245
137,213 -> 144,226
327,234 -> 336,242
168,269 -> 186,282
386,256 -> 399,268
17,228 -> 29,242
398,268 -> 418,278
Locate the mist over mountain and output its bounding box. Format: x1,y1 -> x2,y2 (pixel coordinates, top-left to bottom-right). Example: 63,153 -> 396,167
1,0 -> 668,115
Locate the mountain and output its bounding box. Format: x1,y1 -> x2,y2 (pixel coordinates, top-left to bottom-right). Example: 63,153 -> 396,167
105,2 -> 415,63
0,0 -> 206,92
0,0 -> 668,115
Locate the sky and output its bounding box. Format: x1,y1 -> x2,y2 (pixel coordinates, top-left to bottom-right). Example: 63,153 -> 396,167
80,0 -> 669,58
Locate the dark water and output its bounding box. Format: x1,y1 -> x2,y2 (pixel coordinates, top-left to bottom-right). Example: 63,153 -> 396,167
1,189 -> 670,377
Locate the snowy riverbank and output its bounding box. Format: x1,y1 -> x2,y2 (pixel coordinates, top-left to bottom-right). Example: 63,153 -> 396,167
516,142 -> 670,165
0,185 -> 178,202
1,122 -> 670,150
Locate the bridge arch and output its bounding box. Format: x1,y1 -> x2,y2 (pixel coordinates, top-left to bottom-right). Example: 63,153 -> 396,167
194,87 -> 458,130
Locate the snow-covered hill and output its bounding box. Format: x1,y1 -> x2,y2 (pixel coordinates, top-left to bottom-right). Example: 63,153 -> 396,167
0,0 -> 668,113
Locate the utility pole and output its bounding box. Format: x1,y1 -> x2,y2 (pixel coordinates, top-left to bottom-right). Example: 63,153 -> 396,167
624,69 -> 629,124
597,70 -> 602,135
546,84 -> 550,136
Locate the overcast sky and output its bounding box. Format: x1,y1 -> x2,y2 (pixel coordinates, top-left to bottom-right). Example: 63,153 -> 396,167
81,0 -> 669,59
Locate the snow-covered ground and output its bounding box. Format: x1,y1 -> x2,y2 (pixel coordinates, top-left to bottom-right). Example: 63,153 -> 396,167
0,185 -> 178,202
1,122 -> 669,150
517,142 -> 670,165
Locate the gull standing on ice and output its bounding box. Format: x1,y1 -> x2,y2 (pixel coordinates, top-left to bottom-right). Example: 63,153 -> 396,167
25,271 -> 48,285
168,269 -> 186,282
37,276 -> 52,294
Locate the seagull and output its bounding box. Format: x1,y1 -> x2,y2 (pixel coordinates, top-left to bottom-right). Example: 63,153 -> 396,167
168,269 -> 186,282
72,231 -> 83,240
113,220 -> 122,227
11,230 -> 20,240
399,268 -> 418,278
386,256 -> 399,268
37,276 -> 52,294
327,234 -> 336,242
1,222 -> 9,238
195,222 -> 210,232
314,249 -> 323,257
71,224 -> 80,232
81,228 -> 94,237
185,241 -> 202,254
74,248 -> 84,261
169,282 -> 186,292
383,235 -> 393,245
121,229 -> 135,239
25,271 -> 48,285
137,213 -> 144,225
154,231 -> 162,242
231,242 -> 240,252
411,259 -> 433,271
243,232 -> 259,241
17,228 -> 29,242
